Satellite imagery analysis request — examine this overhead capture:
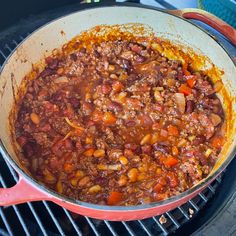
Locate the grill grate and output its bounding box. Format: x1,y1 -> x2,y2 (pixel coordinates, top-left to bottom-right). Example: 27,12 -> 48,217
0,32 -> 224,236
1,0 -> 234,234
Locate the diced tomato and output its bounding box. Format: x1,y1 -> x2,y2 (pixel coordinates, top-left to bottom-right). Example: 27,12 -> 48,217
153,183 -> 164,193
154,176 -> 167,193
211,135 -> 224,149
92,110 -> 103,123
112,81 -> 124,93
167,172 -> 179,188
179,84 -> 192,96
107,191 -> 123,205
103,112 -> 117,125
182,63 -> 191,76
164,156 -> 179,168
186,75 -> 197,88
63,163 -> 74,173
167,124 -> 179,136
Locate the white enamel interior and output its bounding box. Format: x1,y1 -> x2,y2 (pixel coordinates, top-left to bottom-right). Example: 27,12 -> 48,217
0,6 -> 235,179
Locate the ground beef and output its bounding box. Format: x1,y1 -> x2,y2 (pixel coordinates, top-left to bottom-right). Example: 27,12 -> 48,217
13,31 -> 226,206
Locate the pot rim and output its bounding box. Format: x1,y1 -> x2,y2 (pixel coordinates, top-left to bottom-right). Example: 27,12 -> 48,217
0,2 -> 235,211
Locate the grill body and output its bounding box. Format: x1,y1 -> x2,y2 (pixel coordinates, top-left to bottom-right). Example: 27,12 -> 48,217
0,1 -> 236,235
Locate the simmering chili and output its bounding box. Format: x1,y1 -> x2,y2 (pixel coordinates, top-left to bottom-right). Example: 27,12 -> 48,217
13,28 -> 226,206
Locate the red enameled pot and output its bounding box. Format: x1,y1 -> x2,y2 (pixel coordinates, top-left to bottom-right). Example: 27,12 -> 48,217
0,4 -> 235,221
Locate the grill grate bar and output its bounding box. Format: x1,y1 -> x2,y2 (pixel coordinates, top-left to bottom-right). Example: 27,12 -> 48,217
104,220 -> 118,236
0,49 -> 7,60
0,175 -> 31,236
62,209 -> 83,236
0,228 -> 9,236
165,212 -> 180,228
84,217 -> 100,236
137,220 -> 152,236
188,200 -> 200,212
27,203 -> 48,236
121,221 -> 136,236
216,176 -> 222,184
4,160 -> 48,236
0,207 -> 13,236
178,206 -> 190,220
198,193 -> 208,203
5,44 -> 16,55
152,217 -> 168,235
19,35 -> 25,41
42,201 -> 66,236
207,185 -> 215,194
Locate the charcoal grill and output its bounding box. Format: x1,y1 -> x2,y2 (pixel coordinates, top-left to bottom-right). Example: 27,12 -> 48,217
0,0 -> 236,235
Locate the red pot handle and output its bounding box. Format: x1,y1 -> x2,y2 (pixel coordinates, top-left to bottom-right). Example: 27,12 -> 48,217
168,8 -> 236,46
0,175 -> 50,206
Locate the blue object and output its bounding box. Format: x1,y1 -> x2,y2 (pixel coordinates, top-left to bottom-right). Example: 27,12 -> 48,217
198,0 -> 236,28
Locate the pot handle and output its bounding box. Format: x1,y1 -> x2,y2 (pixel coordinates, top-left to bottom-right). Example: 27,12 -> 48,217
0,175 -> 50,206
168,8 -> 236,46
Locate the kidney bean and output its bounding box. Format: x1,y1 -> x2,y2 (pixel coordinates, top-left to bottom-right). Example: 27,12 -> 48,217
125,143 -> 138,151
40,68 -> 54,78
141,145 -> 152,155
17,136 -> 27,147
186,100 -> 194,113
121,59 -> 131,70
153,143 -> 170,154
192,135 -> 206,145
48,59 -> 58,70
70,98 -> 80,109
130,44 -> 143,54
23,142 -> 35,158
38,123 -> 51,132
138,114 -> 153,126
134,55 -> 145,63
70,53 -> 77,61
107,101 -> 123,112
125,120 -> 136,127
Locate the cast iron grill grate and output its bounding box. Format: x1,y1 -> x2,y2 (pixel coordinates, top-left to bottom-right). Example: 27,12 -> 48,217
0,33 -> 224,236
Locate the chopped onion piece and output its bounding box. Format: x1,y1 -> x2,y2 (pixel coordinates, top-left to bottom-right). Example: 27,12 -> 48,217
65,117 -> 85,131
174,93 -> 186,114
210,113 -> 221,126
54,76 -> 69,83
97,164 -> 122,171
205,148 -> 212,157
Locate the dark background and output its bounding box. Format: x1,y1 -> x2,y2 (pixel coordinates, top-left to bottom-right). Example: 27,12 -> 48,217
0,0 -> 80,31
